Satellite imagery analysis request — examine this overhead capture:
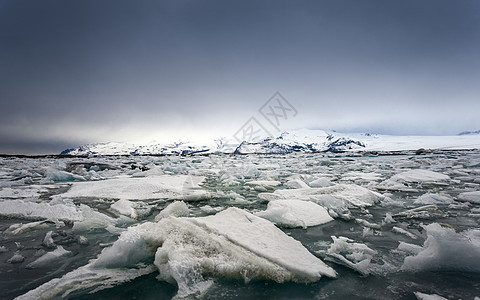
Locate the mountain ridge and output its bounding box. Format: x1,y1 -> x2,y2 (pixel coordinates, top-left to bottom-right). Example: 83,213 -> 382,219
60,129 -> 480,156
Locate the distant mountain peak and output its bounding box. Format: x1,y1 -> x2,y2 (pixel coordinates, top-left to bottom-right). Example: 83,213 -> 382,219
60,129 -> 480,156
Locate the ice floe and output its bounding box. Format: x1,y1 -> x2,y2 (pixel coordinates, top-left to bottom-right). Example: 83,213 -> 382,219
0,199 -> 83,221
26,246 -> 72,269
16,208 -> 336,299
154,200 -> 190,221
4,220 -> 50,235
62,175 -> 211,201
457,191 -> 480,204
390,169 -> 450,184
414,292 -> 448,300
43,168 -> 86,182
400,223 -> 480,272
110,199 -> 151,219
8,252 -> 25,264
255,200 -> 333,228
414,193 -> 454,205
284,179 -> 310,189
245,180 -> 281,189
323,236 -> 390,275
259,184 -> 383,208
392,226 -> 418,239
308,177 -> 334,188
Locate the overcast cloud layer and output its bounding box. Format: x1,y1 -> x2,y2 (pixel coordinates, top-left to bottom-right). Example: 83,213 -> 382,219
1,0 -> 480,154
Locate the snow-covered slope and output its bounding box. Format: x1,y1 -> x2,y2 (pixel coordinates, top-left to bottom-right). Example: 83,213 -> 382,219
61,129 -> 480,155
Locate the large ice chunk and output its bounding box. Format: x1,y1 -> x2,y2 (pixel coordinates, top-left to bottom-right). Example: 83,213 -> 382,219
26,246 -> 71,269
17,208 -> 336,299
62,175 -> 211,201
0,199 -> 83,221
457,191 -> 480,204
401,223 -> 480,272
414,292 -> 448,300
390,169 -> 450,184
255,200 -> 333,228
414,193 -> 454,205
110,199 -> 151,219
258,184 -> 383,208
189,208 -> 337,280
378,169 -> 450,192
324,236 -> 381,275
154,201 -> 190,221
44,168 -> 86,182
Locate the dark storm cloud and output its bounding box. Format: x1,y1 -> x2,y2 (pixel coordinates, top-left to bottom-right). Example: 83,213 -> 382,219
1,0 -> 479,153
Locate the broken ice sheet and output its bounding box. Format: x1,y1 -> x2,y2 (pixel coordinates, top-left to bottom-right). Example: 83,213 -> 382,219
16,208 -> 336,299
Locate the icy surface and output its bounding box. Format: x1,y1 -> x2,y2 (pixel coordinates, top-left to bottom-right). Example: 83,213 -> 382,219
17,208 -> 336,299
324,236 -> 380,275
414,292 -> 448,300
401,223 -> 480,272
190,208 -> 337,279
259,184 -> 383,208
26,246 -> 71,269
3,151 -> 480,299
390,169 -> 450,183
154,200 -> 190,221
62,175 -> 210,201
457,191 -> 480,204
0,199 -> 83,221
414,193 -> 454,205
255,200 -> 333,228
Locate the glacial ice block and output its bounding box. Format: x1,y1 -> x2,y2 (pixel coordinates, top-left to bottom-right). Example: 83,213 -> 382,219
61,175 -> 211,201
457,191 -> 480,204
401,223 -> 480,273
0,199 -> 83,221
16,208 -> 336,299
255,199 -> 333,228
390,169 -> 450,184
190,208 -> 337,280
258,184 -> 383,208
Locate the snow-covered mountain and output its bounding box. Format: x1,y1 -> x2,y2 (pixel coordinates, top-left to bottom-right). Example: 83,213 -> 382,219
60,129 -> 480,156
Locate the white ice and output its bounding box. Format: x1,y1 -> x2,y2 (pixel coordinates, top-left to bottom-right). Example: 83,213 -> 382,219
457,191 -> 480,204
378,169 -> 450,192
392,226 -> 417,239
390,169 -> 450,184
414,193 -> 454,205
4,221 -> 50,235
255,200 -> 333,228
26,246 -> 71,269
110,199 -> 151,219
154,201 -> 190,221
324,236 -> 381,275
308,177 -> 334,188
259,184 -> 383,208
8,252 -> 25,264
401,223 -> 480,273
0,199 -> 83,221
43,168 -> 86,182
62,175 -> 211,201
17,208 -> 336,299
414,291 -> 448,300
284,179 -> 310,189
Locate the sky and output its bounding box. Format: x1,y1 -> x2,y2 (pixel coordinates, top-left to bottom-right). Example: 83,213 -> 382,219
1,0 -> 479,154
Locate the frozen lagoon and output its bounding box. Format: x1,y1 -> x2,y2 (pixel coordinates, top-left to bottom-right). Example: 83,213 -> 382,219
0,151 -> 479,299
